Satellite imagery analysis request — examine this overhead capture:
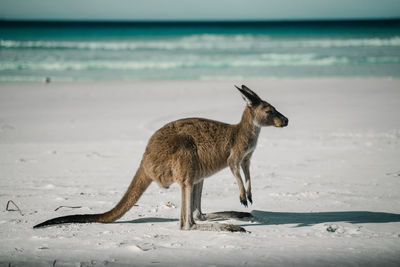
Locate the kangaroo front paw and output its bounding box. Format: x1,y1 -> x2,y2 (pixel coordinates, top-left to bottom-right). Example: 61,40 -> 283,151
240,196 -> 248,207
247,193 -> 253,204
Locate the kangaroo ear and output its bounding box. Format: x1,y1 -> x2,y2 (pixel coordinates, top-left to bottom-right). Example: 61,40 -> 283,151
241,85 -> 261,101
235,85 -> 261,106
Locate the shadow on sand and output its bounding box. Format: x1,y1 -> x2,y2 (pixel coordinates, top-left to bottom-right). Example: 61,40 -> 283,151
116,217 -> 179,224
244,210 -> 400,227
115,210 -> 400,228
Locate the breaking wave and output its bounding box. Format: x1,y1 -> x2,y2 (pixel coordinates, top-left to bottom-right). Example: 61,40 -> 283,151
1,35 -> 400,51
1,29 -> 399,81
0,54 -> 355,72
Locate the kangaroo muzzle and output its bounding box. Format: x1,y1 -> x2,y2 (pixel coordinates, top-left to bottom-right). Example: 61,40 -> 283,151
273,113 -> 289,128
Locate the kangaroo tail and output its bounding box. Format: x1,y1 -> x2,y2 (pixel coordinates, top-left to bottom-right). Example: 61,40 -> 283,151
33,166 -> 152,228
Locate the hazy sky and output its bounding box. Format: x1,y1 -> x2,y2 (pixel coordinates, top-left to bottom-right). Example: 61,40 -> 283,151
1,0 -> 400,21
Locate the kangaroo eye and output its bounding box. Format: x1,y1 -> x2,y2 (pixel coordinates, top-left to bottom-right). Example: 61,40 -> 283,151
265,110 -> 272,114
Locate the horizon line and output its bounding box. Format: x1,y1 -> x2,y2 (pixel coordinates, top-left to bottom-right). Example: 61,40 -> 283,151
1,17 -> 400,25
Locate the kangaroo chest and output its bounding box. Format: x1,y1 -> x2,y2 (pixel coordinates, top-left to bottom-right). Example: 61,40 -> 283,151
245,139 -> 257,156
239,126 -> 260,158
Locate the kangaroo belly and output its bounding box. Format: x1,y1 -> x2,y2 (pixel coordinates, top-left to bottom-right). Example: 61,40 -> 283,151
196,149 -> 229,178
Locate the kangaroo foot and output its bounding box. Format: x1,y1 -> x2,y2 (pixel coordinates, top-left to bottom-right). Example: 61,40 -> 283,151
203,211 -> 253,220
190,223 -> 246,232
193,210 -> 207,221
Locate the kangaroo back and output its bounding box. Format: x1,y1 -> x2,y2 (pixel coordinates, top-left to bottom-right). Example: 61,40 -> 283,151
33,165 -> 152,228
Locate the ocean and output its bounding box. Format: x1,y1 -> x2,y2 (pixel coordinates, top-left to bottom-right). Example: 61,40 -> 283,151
0,20 -> 400,82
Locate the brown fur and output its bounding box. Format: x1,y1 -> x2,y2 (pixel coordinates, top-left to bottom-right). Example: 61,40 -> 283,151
34,85 -> 288,232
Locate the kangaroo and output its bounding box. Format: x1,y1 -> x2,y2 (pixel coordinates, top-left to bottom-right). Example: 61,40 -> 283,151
34,85 -> 288,232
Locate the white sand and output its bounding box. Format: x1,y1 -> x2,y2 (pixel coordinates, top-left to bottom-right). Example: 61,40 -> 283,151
0,78 -> 400,266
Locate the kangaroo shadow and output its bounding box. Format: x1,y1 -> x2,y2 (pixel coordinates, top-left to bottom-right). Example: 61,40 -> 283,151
113,210 -> 400,228
116,217 -> 179,224
243,210 -> 400,227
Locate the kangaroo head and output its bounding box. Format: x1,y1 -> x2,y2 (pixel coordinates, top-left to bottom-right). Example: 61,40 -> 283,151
236,85 -> 289,128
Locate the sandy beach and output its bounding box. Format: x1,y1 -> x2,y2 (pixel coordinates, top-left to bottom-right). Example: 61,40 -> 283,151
1,78 -> 400,266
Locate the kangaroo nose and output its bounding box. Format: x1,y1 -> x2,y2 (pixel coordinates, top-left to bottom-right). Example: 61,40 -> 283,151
283,117 -> 289,127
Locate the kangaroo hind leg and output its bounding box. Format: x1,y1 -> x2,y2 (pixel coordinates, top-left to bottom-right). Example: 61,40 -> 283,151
180,182 -> 195,230
180,181 -> 246,232
192,180 -> 252,222
192,180 -> 206,221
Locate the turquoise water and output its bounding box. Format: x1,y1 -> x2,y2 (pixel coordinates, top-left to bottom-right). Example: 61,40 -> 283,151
1,21 -> 400,81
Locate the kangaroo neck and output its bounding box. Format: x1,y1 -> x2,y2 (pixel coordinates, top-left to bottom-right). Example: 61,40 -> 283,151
237,105 -> 261,144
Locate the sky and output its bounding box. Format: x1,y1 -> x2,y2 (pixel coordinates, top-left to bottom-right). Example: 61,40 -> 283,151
1,0 -> 400,21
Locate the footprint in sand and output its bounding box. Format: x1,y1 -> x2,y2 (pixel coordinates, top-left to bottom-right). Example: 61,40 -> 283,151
125,243 -> 155,252
0,123 -> 15,132
42,184 -> 56,190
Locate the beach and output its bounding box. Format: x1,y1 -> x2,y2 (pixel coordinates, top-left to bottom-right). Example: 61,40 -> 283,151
0,78 -> 399,266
